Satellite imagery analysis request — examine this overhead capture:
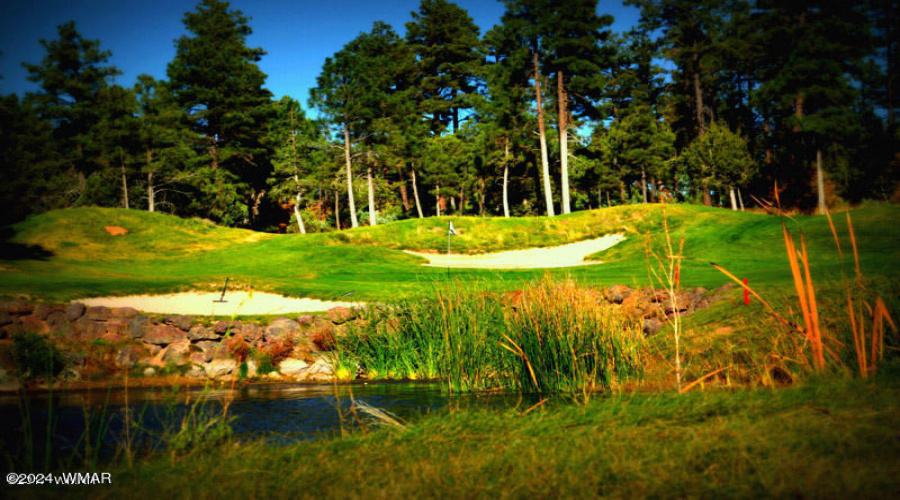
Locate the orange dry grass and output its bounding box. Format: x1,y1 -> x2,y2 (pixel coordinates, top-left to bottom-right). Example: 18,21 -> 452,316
714,188 -> 897,379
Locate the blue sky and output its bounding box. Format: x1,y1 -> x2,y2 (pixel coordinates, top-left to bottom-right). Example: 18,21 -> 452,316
0,0 -> 641,105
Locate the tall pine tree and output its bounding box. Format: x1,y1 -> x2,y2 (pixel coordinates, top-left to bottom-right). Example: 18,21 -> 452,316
167,0 -> 274,227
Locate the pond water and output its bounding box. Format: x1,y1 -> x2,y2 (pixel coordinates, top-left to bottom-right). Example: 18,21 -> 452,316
0,382 -> 543,466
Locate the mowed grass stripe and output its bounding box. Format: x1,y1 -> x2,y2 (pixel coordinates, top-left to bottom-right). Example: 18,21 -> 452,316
1,204 -> 898,303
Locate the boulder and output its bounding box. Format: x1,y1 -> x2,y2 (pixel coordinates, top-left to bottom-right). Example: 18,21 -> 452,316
0,311 -> 11,327
0,323 -> 25,339
143,367 -> 156,377
296,314 -> 316,327
63,351 -> 86,368
186,364 -> 206,379
189,352 -> 208,365
126,316 -> 152,339
0,301 -> 32,315
240,323 -> 263,344
278,358 -> 308,378
65,302 -> 86,321
643,317 -> 665,337
607,285 -> 634,304
105,318 -> 130,336
324,306 -> 355,325
33,304 -> 52,320
100,332 -> 125,343
111,307 -> 139,319
162,340 -> 192,365
205,359 -> 237,379
301,358 -> 335,381
143,324 -> 187,346
308,323 -> 336,351
73,318 -> 106,341
85,306 -> 111,322
266,318 -> 300,340
19,315 -> 50,335
196,340 -> 229,361
45,310 -> 67,327
188,325 -> 220,341
214,321 -> 241,335
114,346 -> 141,369
163,315 -> 193,332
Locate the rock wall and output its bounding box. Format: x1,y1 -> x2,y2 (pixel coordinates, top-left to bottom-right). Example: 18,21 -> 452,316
0,300 -> 359,390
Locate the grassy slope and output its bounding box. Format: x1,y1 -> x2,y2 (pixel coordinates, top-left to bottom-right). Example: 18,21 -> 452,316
1,204 -> 898,303
64,374 -> 900,498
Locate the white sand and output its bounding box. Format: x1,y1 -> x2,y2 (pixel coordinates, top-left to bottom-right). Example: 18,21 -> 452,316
76,291 -> 356,316
75,235 -> 624,314
403,233 -> 625,269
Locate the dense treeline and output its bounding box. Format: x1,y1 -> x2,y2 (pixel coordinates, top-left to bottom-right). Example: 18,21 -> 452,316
1,0 -> 897,230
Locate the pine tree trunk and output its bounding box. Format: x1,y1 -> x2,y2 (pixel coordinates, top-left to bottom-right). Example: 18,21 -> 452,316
606,191 -> 611,207
146,149 -> 154,212
729,188 -> 738,210
436,185 -> 442,217
294,191 -> 307,234
738,188 -> 745,211
399,177 -> 411,212
693,47 -> 705,137
343,125 -> 359,228
411,168 -> 424,218
558,70 -> 571,214
502,140 -> 510,218
816,149 -> 826,214
703,182 -> 712,207
533,51 -> 555,217
641,167 -> 648,203
478,178 -> 486,216
121,164 -> 129,209
334,189 -> 341,230
147,171 -> 155,212
367,165 -> 376,226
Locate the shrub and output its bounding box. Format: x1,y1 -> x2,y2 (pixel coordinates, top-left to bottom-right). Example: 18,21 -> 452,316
11,332 -> 67,380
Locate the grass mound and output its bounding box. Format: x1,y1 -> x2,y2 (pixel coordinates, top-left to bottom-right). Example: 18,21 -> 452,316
1,203 -> 898,302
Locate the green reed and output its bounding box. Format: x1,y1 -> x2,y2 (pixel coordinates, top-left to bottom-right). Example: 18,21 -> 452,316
337,277 -> 643,394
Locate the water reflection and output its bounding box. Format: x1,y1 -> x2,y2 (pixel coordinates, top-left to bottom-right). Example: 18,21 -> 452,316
0,382 -> 544,465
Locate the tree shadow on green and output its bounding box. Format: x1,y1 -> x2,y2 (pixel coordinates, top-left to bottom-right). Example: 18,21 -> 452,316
0,227 -> 54,261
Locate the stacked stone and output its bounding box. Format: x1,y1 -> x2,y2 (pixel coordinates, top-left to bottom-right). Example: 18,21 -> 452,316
0,300 -> 358,388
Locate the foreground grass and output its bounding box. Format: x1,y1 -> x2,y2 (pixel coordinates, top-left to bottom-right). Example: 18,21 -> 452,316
17,372 -> 896,499
2,203 -> 898,304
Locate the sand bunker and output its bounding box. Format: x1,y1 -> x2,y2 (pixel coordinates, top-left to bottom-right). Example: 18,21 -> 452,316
76,291 -> 356,316
404,233 -> 625,269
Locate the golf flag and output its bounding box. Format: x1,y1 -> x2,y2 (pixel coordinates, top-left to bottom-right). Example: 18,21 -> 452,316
448,221 -> 457,236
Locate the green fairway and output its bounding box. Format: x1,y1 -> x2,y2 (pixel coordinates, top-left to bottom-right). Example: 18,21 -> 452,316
1,203 -> 898,303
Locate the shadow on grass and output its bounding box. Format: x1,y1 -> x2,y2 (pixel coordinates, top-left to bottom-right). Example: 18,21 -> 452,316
0,227 -> 54,261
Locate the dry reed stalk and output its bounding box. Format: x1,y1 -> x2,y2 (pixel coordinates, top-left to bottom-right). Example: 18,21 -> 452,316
498,333 -> 538,390
839,212 -> 896,377
679,366 -> 730,394
799,234 -> 825,369
847,212 -> 861,280
825,210 -> 843,258
710,262 -> 799,332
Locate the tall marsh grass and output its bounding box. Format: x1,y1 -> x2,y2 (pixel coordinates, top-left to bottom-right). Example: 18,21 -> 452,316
338,277 -> 643,395
712,190 -> 898,380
